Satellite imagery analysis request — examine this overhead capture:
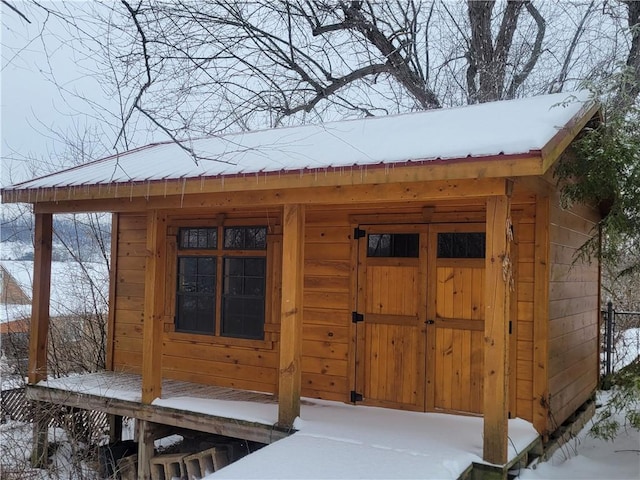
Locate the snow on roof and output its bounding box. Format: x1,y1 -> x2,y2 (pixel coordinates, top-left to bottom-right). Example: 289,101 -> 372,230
0,260 -> 109,323
5,91 -> 595,191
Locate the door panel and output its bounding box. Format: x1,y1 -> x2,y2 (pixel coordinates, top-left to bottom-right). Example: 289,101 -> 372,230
356,227 -> 426,411
353,223 -> 514,416
428,225 -> 486,414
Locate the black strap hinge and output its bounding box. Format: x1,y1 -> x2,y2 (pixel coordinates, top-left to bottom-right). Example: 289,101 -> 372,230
509,320 -> 512,334
353,228 -> 366,239
352,312 -> 364,323
350,391 -> 363,403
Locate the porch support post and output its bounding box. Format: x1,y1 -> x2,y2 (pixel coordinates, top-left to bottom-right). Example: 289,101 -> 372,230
278,204 -> 305,427
136,419 -> 154,480
28,212 -> 53,384
29,212 -> 53,468
141,210 -> 166,404
533,195 -> 551,438
483,189 -> 512,465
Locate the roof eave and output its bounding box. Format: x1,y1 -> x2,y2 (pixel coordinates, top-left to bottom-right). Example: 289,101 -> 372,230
539,99 -> 601,174
1,152 -> 544,209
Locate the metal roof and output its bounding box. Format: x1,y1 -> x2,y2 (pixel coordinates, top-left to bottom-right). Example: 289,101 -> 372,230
3,91 -> 596,195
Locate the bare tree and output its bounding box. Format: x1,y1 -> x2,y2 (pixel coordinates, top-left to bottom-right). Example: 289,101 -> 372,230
4,1 -> 632,149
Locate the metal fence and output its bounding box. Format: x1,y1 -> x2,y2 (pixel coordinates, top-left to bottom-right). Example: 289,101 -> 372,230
601,301 -> 640,376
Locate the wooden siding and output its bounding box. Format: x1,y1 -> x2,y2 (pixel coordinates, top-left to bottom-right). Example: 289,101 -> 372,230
514,215 -> 535,422
547,201 -> 599,429
111,212 -> 282,394
110,199 -> 541,418
112,213 -> 146,372
301,210 -> 353,402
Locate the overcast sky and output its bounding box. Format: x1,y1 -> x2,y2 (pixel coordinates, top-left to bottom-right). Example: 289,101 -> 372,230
1,1 -> 117,186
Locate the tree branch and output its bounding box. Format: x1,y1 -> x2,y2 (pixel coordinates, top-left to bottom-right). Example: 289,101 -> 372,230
507,1 -> 545,98
549,1 -> 595,94
612,0 -> 640,114
279,63 -> 393,115
117,0 -> 153,147
2,0 -> 31,23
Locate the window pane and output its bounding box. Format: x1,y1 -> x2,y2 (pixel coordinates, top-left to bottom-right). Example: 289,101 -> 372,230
224,226 -> 267,250
222,298 -> 265,340
437,232 -> 486,258
222,256 -> 266,340
245,257 -> 266,276
178,227 -> 217,249
176,256 -> 216,334
225,257 -> 244,276
244,277 -> 265,296
367,233 -> 419,257
224,228 -> 243,249
225,276 -> 243,295
245,227 -> 267,249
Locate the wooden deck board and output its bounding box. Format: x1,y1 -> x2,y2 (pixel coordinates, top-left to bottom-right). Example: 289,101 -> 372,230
26,371 -> 288,445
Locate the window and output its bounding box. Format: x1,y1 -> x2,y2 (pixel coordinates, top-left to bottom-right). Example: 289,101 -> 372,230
175,225 -> 267,340
179,227 -> 217,249
437,232 -> 485,258
367,233 -> 419,257
176,257 -> 216,334
222,257 -> 265,339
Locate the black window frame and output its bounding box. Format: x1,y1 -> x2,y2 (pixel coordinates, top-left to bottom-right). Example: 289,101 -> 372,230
436,232 -> 486,259
174,225 -> 268,341
367,233 -> 420,258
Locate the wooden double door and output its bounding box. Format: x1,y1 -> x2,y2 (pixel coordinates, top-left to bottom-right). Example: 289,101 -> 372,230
354,224 -> 489,414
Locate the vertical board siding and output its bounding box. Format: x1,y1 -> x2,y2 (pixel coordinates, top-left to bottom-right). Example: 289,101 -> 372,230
547,202 -> 599,429
302,210 -> 352,402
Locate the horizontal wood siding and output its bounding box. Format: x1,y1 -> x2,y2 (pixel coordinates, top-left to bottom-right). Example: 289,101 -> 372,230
112,213 -> 146,373
302,210 -> 353,402
112,212 -> 281,394
548,201 -> 599,429
110,199 -> 541,412
515,215 -> 535,422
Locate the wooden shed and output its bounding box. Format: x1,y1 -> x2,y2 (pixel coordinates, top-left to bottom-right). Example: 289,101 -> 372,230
1,91 -> 602,470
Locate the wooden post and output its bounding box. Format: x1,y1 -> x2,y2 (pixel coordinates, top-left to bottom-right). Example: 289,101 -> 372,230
109,414 -> 123,443
106,213 -> 119,371
31,401 -> 49,468
28,212 -> 53,384
483,193 -> 511,465
29,213 -> 53,468
533,195 -> 550,437
278,204 -> 305,427
141,210 -> 166,404
136,419 -> 155,480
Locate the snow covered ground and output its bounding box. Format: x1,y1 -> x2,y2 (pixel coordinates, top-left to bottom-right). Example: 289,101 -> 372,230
0,389 -> 637,479
518,392 -> 639,480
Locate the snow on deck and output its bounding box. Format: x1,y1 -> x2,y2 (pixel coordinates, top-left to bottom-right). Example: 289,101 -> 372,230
39,374 -> 538,478
206,400 -> 538,479
5,91 -> 593,191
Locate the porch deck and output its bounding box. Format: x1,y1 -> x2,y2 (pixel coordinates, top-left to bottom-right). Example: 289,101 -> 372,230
26,371 -> 542,479
25,371 -> 289,444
